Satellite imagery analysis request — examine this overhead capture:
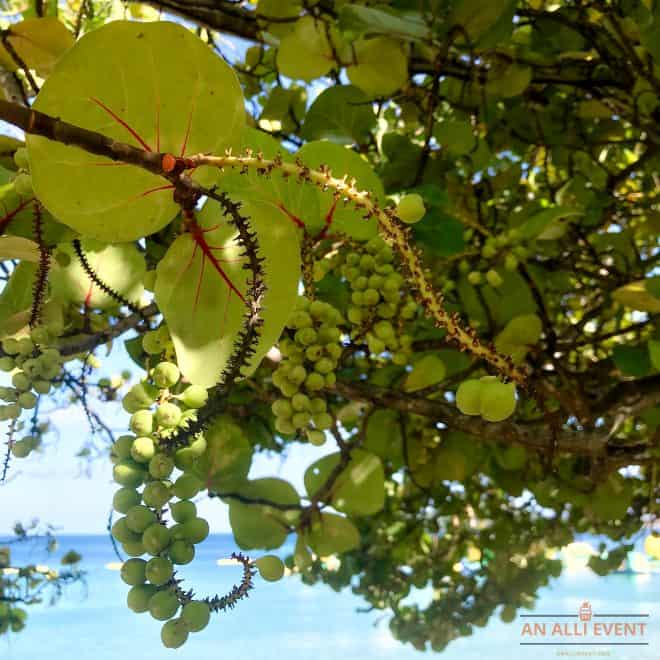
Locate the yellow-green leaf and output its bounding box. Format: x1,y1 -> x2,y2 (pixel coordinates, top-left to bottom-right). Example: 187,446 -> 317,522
612,280 -> 660,313
27,21 -> 245,242
0,235 -> 40,262
0,18 -> 74,77
307,513 -> 360,556
304,449 -> 385,515
403,354 -> 446,392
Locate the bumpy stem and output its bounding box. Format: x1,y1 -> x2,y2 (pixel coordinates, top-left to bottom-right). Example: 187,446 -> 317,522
29,202 -> 50,328
205,552 -> 255,612
0,99 -> 523,383
72,238 -> 146,318
191,150 -> 528,386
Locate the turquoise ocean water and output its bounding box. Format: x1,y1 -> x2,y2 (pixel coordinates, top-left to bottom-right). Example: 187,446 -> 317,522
2,534 -> 658,660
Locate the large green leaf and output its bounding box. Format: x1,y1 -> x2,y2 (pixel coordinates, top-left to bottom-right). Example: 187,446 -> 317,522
307,513 -> 360,556
346,37 -> 408,97
257,0 -> 301,38
259,87 -> 306,134
0,18 -> 74,77
459,269 -> 537,328
302,85 -> 376,145
0,262 -> 37,327
154,192 -> 300,388
50,239 -> 145,310
646,276 -> 660,300
495,314 -> 543,363
434,120 -> 475,155
192,416 -> 253,491
304,449 -> 385,515
0,184 -> 69,245
649,340 -> 660,371
27,21 -> 244,242
364,409 -> 404,467
451,0 -> 517,45
276,16 -> 346,82
612,280 -> 660,313
612,345 -> 652,378
227,478 -> 300,550
517,206 -> 583,240
220,133 -> 381,240
0,236 -> 40,262
403,354 -> 447,392
338,4 -> 431,41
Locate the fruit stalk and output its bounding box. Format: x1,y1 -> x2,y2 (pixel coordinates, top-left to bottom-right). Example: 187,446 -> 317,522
193,150 -> 528,387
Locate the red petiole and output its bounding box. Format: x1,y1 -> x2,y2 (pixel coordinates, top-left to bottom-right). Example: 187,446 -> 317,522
182,210 -> 247,308
0,196 -> 35,234
89,96 -> 198,177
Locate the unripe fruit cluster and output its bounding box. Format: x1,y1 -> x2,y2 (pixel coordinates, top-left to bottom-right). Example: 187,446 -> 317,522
13,147 -> 32,196
462,228 -> 531,284
0,329 -> 64,443
271,298 -> 340,444
333,237 -> 415,365
111,360 -> 216,647
456,376 -> 517,422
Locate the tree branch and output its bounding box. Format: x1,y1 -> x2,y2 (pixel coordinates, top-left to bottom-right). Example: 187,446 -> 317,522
331,379 -> 658,464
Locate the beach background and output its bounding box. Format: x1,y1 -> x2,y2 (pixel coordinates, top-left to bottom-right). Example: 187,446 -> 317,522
1,532 -> 658,660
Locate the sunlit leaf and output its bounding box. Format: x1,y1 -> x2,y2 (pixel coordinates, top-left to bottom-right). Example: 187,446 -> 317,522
0,236 -> 40,262
307,513 -> 360,556
193,416 -> 253,490
154,192 -> 300,387
302,85 -> 375,145
304,449 -> 385,515
612,280 -> 660,313
27,21 -> 245,242
50,239 -> 145,310
0,262 -> 36,326
0,18 -> 74,77
227,478 -> 300,550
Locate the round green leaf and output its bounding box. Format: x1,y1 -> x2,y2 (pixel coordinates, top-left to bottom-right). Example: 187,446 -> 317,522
302,85 -> 376,145
0,236 -> 40,263
276,16 -> 345,82
27,21 -> 244,242
154,193 -> 300,388
304,449 -> 385,515
307,513 -> 360,556
403,354 -> 446,392
217,128 -> 319,232
193,416 -> 253,490
347,38 -> 408,97
227,478 -> 300,550
434,120 -> 475,155
0,18 -> 74,77
613,280 -> 660,312
50,239 -> 145,310
495,314 -> 542,363
364,409 -> 404,467
0,262 -> 37,326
